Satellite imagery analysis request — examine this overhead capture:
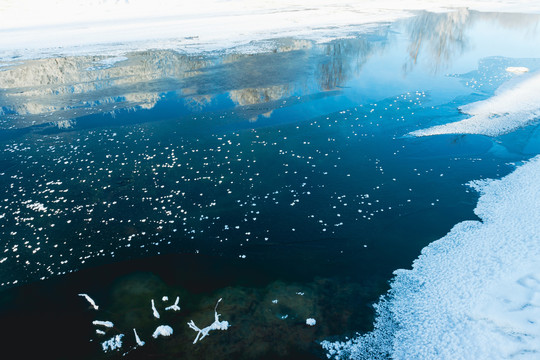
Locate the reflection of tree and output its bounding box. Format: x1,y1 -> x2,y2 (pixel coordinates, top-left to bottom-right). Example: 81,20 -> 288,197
404,8 -> 470,73
317,37 -> 380,91
404,10 -> 540,73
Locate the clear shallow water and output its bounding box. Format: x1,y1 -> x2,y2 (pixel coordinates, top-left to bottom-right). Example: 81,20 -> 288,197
1,10 -> 540,359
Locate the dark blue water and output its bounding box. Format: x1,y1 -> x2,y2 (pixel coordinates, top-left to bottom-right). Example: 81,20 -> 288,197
1,10 -> 540,360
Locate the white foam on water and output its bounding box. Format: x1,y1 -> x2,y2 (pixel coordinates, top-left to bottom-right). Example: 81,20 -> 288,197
410,71 -> 540,137
323,155 -> 540,360
1,1 -> 540,61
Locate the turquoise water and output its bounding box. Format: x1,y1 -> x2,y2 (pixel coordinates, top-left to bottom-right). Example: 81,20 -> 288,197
1,10 -> 540,359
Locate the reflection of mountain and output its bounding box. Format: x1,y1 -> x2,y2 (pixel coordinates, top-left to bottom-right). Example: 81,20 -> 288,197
405,10 -> 540,72
0,51 -> 212,128
0,35 -> 387,129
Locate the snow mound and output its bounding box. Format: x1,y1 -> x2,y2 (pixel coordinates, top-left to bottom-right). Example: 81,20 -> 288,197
410,71 -> 540,137
323,155 -> 540,360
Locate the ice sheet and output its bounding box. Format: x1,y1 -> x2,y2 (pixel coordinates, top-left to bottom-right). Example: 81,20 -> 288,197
2,1 -> 540,61
323,155 -> 540,359
410,71 -> 540,137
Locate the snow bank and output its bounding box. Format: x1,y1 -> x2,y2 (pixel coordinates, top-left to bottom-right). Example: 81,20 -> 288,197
410,71 -> 540,137
323,155 -> 540,359
1,1 -> 540,61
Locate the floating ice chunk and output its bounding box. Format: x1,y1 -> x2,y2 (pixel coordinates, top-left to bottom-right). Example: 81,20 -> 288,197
410,71 -> 540,137
306,318 -> 316,326
152,325 -> 173,338
162,296 -> 169,302
133,328 -> 145,346
187,298 -> 230,344
101,334 -> 124,352
323,155 -> 540,359
272,299 -> 278,304
506,66 -> 529,74
151,299 -> 160,319
96,329 -> 105,335
165,296 -> 180,311
93,320 -> 114,328
78,293 -> 99,310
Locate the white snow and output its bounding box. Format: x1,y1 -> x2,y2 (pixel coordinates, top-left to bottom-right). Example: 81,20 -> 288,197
1,1 -> 540,61
187,298 -> 230,344
165,296 -> 180,311
409,71 -> 540,137
151,299 -> 160,319
101,334 -> 124,352
78,293 -> 99,310
93,320 -> 114,328
133,328 -> 145,346
152,325 -> 174,339
306,318 -> 317,326
323,155 -> 540,360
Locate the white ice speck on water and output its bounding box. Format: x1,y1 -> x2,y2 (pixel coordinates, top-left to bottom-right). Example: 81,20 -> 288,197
306,318 -> 316,326
322,155 -> 540,360
78,293 -> 99,310
152,325 -> 173,338
101,334 -> 124,352
409,71 -> 540,137
93,320 -> 114,328
506,66 -> 529,74
272,299 -> 278,304
151,299 -> 160,319
133,328 -> 145,346
96,329 -> 105,335
187,298 -> 230,344
162,296 -> 169,302
165,296 -> 180,311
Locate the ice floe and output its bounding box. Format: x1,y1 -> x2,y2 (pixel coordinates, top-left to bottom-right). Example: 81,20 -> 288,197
187,298 -> 230,344
152,325 -> 173,339
323,155 -> 540,359
93,320 -> 114,328
410,70 -> 540,137
78,293 -> 99,310
133,328 -> 145,346
165,296 -> 180,311
151,299 -> 160,319
102,334 -> 124,352
306,318 -> 317,326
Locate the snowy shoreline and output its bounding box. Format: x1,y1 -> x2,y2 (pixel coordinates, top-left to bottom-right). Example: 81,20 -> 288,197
2,0 -> 540,61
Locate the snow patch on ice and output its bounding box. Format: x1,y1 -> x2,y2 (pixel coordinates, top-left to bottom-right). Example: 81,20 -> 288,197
323,155 -> 540,359
2,1 -> 540,61
410,71 -> 540,137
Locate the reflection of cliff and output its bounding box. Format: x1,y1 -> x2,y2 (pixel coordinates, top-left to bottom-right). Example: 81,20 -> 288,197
0,51 -> 212,128
0,34 -> 386,128
404,10 -> 540,72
